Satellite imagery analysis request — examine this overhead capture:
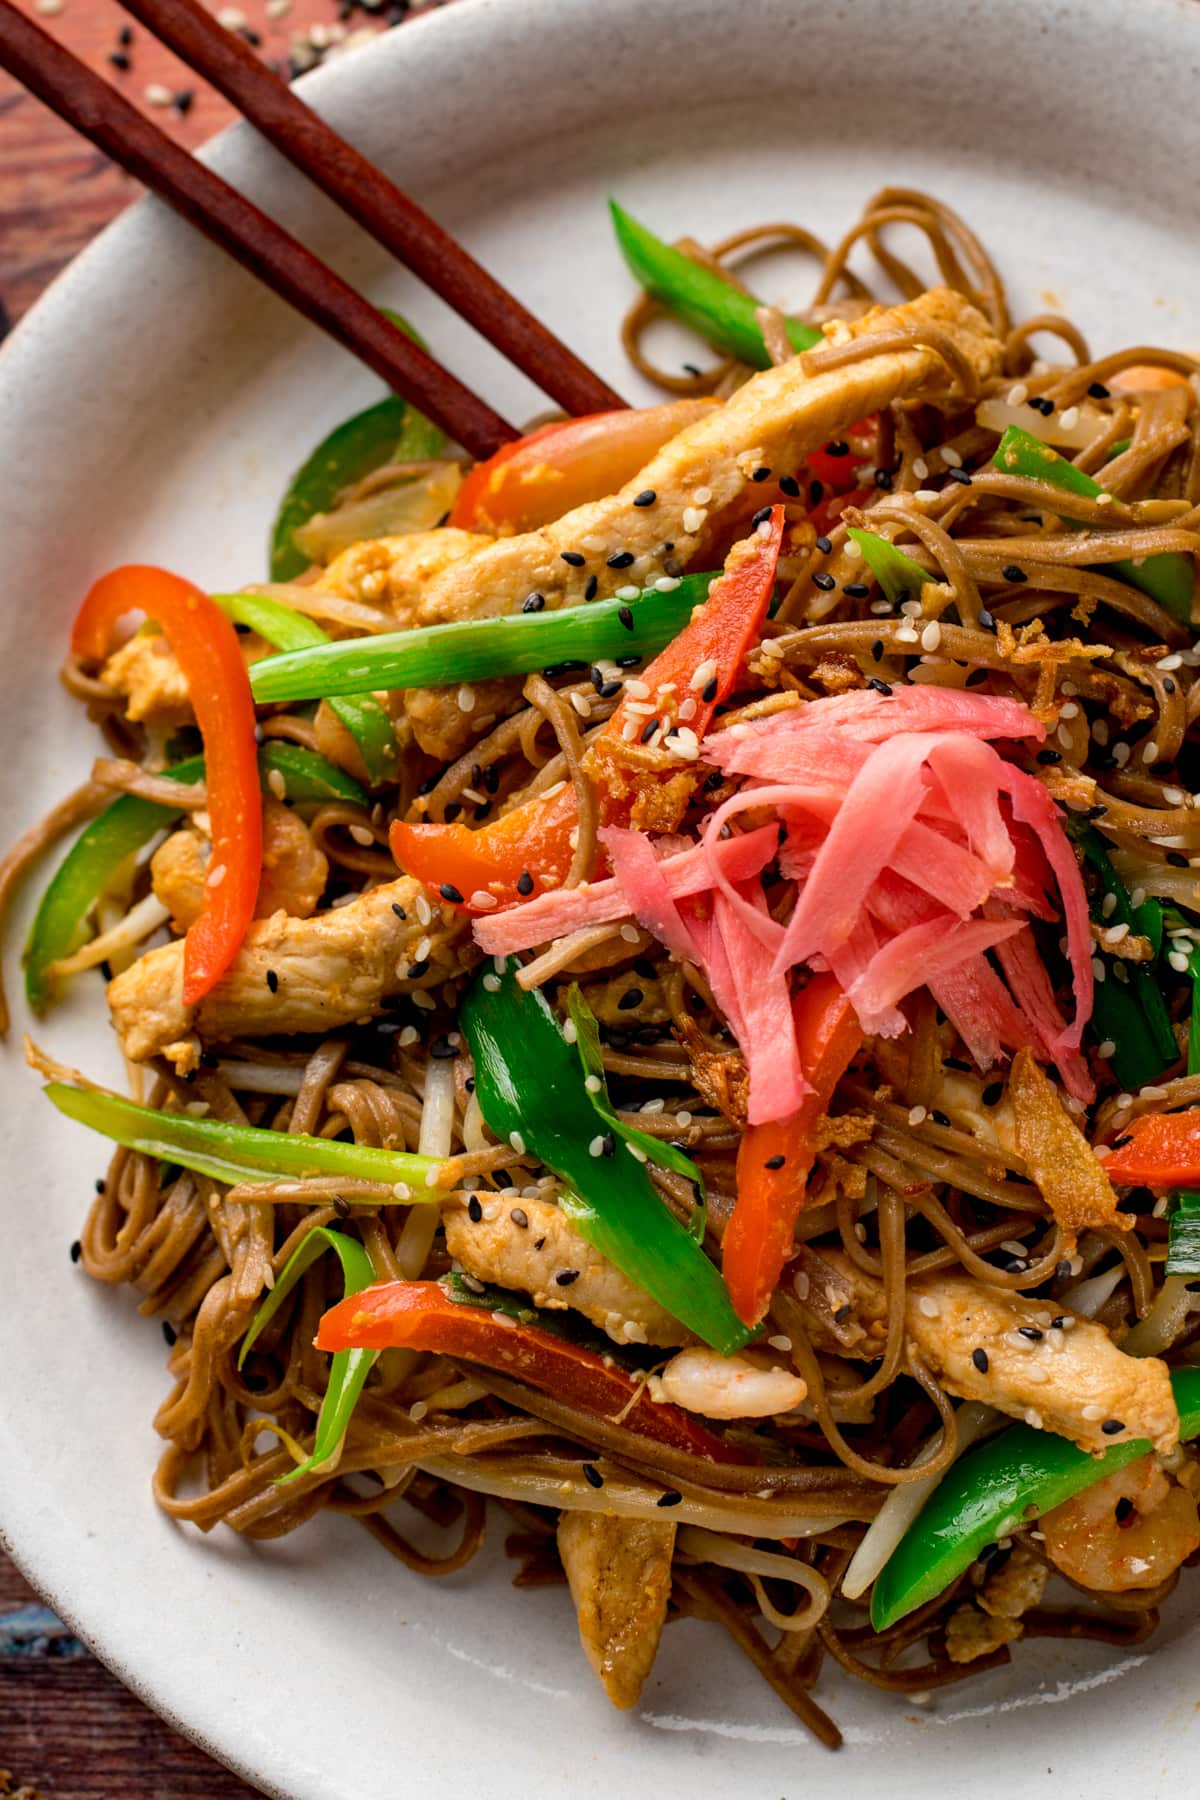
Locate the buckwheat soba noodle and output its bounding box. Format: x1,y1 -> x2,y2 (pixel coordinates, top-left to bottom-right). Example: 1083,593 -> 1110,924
9,187 -> 1200,1743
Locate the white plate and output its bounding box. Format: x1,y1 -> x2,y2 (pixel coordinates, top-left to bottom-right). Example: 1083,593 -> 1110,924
3,0 -> 1200,1792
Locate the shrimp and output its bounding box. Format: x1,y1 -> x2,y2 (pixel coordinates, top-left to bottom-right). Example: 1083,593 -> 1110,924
655,1346 -> 807,1419
1040,1453 -> 1200,1592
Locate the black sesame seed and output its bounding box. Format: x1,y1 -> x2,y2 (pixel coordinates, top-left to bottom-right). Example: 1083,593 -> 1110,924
867,677 -> 893,695
932,1110 -> 951,1127
813,572 -> 837,592
1037,749 -> 1062,765
703,770 -> 724,792
430,1035 -> 457,1059
439,883 -> 465,904
662,555 -> 684,578
751,505 -> 773,529
982,1082 -> 1003,1106
1164,677 -> 1177,695
752,466 -> 772,483
585,575 -> 598,600
560,550 -> 586,567
874,468 -> 894,492
1167,851 -> 1189,868
94,1177 -> 106,1194
814,536 -> 833,558
632,490 -> 657,508
1055,1260 -> 1074,1281
843,581 -> 870,599
1005,1258 -> 1026,1274
607,550 -> 635,569
1051,1316 -> 1068,1330
871,639 -> 885,661
173,89 -> 194,115
1187,1280 -> 1200,1293
701,678 -> 719,703
108,49 -> 130,69
533,1236 -> 546,1251
556,1269 -> 580,1287
618,987 -> 644,1010
239,25 -> 262,46
406,958 -> 430,980
465,1077 -> 475,1093
522,591 -> 546,613
118,23 -> 133,43
977,609 -> 996,632
764,1154 -> 786,1170
510,1206 -> 529,1228
1028,396 -> 1053,415
1002,564 -> 1028,584
616,653 -> 643,669
1115,1496 -> 1135,1523
945,1057 -> 971,1073
266,969 -> 279,993
468,1195 -> 483,1222
824,440 -> 850,457
682,362 -> 702,377
601,1131 -> 616,1158
1018,1326 -> 1043,1341
656,1490 -> 683,1508
972,1348 -> 990,1373
640,718 -> 660,744
391,903 -> 407,921
833,1303 -> 854,1324
513,870 -> 534,900
1088,382 -> 1110,400
70,1240 -> 82,1264
948,467 -> 972,486
582,1462 -> 604,1489
779,474 -> 801,498
1101,1419 -> 1126,1436
809,479 -> 824,507
333,1195 -> 351,1217
418,770 -> 443,795
618,605 -> 634,631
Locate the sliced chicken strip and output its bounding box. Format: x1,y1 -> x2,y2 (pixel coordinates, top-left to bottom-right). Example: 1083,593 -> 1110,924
107,876 -> 470,1067
797,1248 -> 1179,1455
404,286 -> 1003,758
151,800 -> 328,930
441,1190 -> 686,1348
102,633 -> 192,727
557,1512 -> 676,1709
319,527 -> 491,623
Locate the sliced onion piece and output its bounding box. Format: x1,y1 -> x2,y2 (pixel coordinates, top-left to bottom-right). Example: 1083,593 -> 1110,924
676,1524 -> 830,1630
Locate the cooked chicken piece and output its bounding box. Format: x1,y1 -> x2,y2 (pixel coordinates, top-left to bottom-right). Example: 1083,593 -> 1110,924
320,528 -> 490,623
1009,1048 -> 1127,1237
944,1603 -> 1023,1664
107,876 -> 470,1066
795,1248 -> 1179,1455
441,1190 -> 686,1347
977,1544 -> 1049,1621
102,633 -> 192,727
151,801 -> 328,931
557,1512 -> 676,1709
403,286 -> 1003,757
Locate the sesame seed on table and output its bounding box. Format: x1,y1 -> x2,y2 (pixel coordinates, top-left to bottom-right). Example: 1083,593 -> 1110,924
0,2 -> 461,1792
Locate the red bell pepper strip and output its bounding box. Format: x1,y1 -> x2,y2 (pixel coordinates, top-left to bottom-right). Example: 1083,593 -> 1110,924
1103,1109 -> 1200,1187
71,566 -> 262,1004
315,1277 -> 738,1462
390,509 -> 785,914
723,974 -> 863,1326
448,399 -> 717,535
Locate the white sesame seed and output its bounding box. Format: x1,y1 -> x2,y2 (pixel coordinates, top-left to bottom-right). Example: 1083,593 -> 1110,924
1059,701 -> 1079,720
33,0 -> 64,13
1082,1404 -> 1105,1421
349,823 -> 375,847
1097,1038 -> 1116,1059
620,719 -> 638,741
677,696 -> 697,722
675,1110 -> 692,1127
895,625 -> 920,644
1092,957 -> 1106,981
918,1295 -> 940,1318
941,446 -> 963,469
914,489 -> 941,505
1058,406 -> 1080,430
869,599 -> 893,615
1140,1083 -> 1168,1100
1007,382 -> 1029,406
692,486 -> 713,506
459,786 -> 487,807
1056,723 -> 1073,749
1025,1409 -> 1044,1430
415,895 -> 432,927
908,1105 -> 928,1126
690,658 -> 719,691
912,458 -> 929,480
1092,718 -> 1109,746
1157,653 -> 1184,671
1112,741 -> 1131,767
570,691 -> 592,719
1142,739 -> 1160,764
1103,923 -> 1129,945
1101,892 -> 1118,919
470,890 -> 499,911
584,1074 -> 603,1094
1096,491 -> 1114,506
900,599 -> 923,617
1169,949 -> 1190,973
457,685 -> 476,713
217,3 -> 246,23
615,585 -> 641,601
920,621 -> 942,652
266,768 -> 287,800
627,1142 -> 648,1163
398,1026 -> 419,1047
588,1135 -> 606,1158
206,862 -> 227,888
562,1018 -> 578,1044
412,991 -> 436,1011
620,924 -> 640,943
266,0 -> 291,16
624,678 -> 651,698
768,1334 -> 793,1352
682,507 -> 707,534
509,1131 -> 527,1156
483,973 -> 501,992
144,82 -> 174,106
654,575 -> 682,593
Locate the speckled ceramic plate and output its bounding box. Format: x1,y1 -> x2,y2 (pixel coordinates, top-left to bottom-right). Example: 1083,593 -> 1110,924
3,0 -> 1200,1793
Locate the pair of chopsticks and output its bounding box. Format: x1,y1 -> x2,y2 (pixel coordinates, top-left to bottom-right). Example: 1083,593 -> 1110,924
0,0 -> 625,457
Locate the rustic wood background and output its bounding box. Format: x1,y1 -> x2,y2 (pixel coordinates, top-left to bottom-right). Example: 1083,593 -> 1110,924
0,3 -> 449,1790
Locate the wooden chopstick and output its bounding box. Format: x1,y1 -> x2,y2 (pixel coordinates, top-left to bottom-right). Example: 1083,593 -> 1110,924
0,0 -> 515,457
118,0 -> 627,421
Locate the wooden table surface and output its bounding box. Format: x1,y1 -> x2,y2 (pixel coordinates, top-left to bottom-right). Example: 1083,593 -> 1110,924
0,4 -> 447,1791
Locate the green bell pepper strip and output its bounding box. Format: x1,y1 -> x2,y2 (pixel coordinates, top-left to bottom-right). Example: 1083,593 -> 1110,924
610,200 -> 823,368
269,310 -> 445,583
247,572 -> 716,704
216,591 -> 397,784
871,1366 -> 1200,1631
564,983 -> 707,1244
1071,822 -> 1176,1088
256,741 -> 366,807
992,425 -> 1194,621
44,1081 -> 446,1192
240,1225 -> 377,1485
845,528 -> 934,608
23,744 -> 362,1014
461,959 -> 753,1356
23,755 -> 206,1014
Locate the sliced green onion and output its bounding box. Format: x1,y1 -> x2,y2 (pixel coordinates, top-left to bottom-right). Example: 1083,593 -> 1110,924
240,1225 -> 378,1484
45,1082 -> 446,1192
248,573 -> 716,704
